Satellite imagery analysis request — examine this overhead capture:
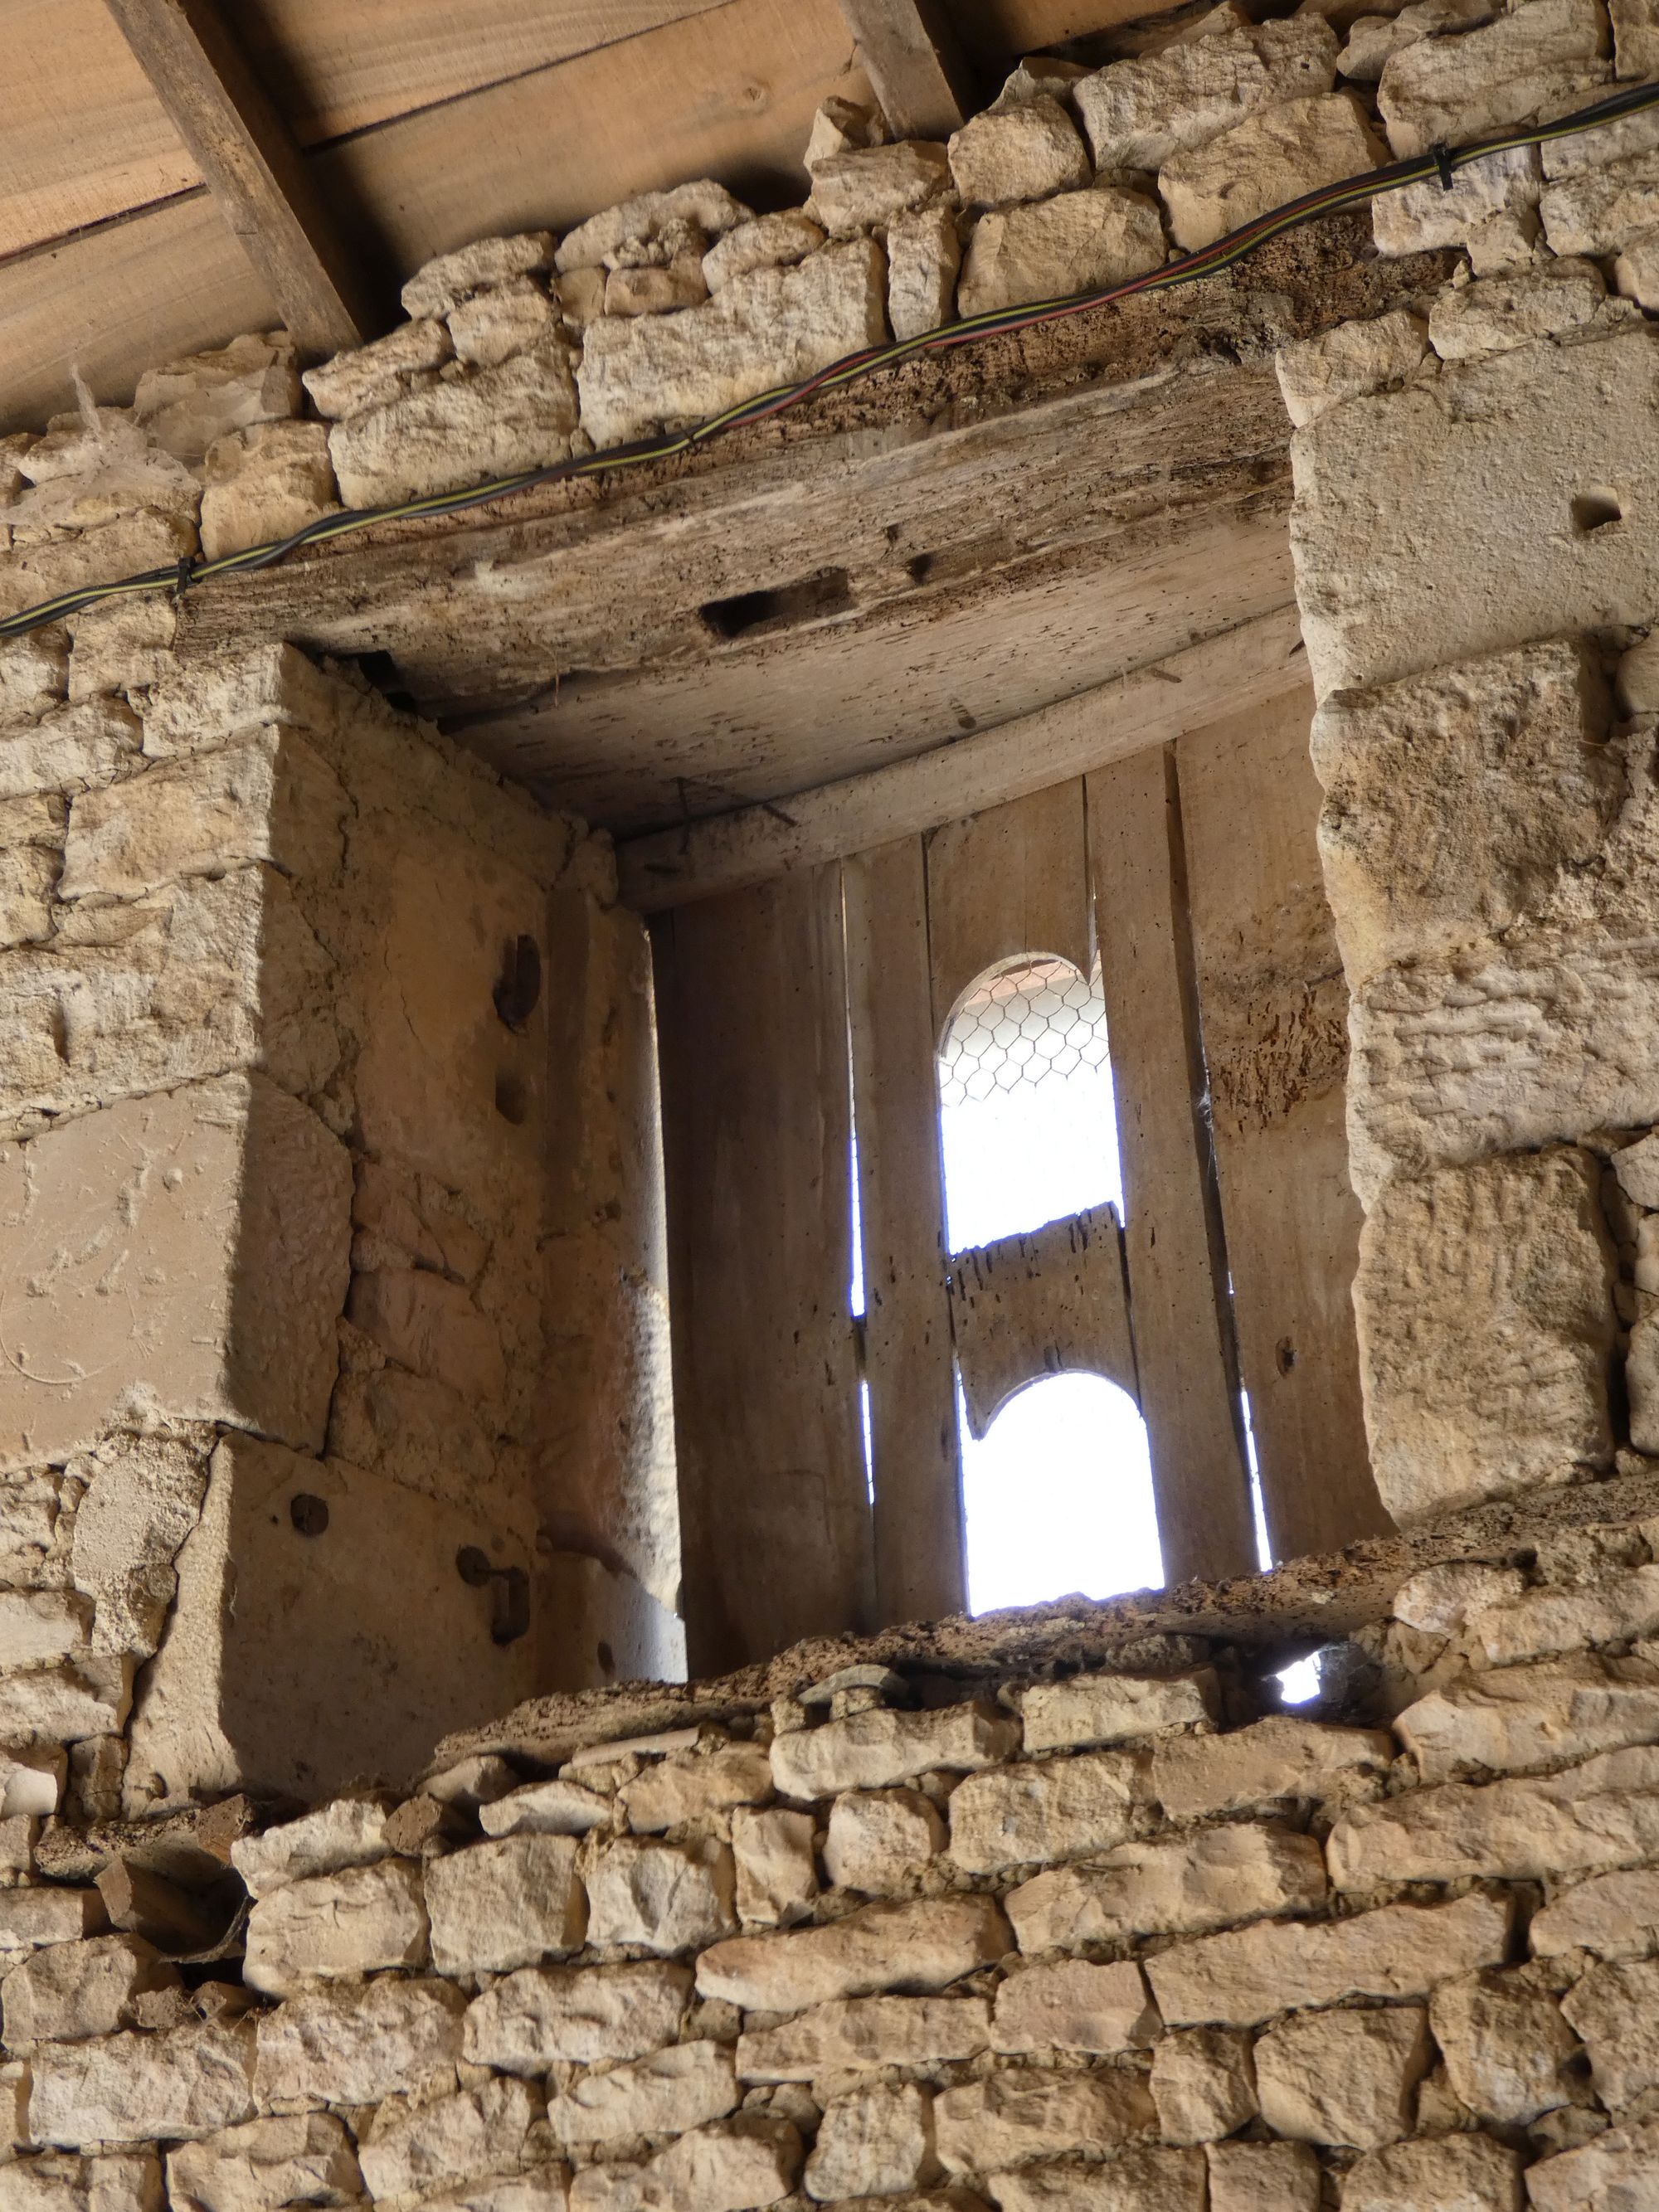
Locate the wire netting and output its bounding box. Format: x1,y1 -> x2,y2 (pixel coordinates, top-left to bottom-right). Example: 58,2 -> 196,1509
937,955 -> 1111,1110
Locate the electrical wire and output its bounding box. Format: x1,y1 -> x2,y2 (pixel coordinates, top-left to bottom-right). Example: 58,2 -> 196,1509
6,75 -> 1659,644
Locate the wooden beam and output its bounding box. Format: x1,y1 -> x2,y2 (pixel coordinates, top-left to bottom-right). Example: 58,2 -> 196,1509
836,0 -> 975,137
844,838 -> 966,1626
618,607 -> 1309,911
1088,744 -> 1258,1587
100,0 -> 377,354
948,1207 -> 1137,1441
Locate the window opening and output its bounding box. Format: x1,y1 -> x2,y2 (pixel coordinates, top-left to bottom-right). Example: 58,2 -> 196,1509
937,953 -> 1160,1613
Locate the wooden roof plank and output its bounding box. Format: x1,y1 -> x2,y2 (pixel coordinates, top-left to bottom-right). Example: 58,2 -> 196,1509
835,0 -> 975,135
101,0 -> 378,352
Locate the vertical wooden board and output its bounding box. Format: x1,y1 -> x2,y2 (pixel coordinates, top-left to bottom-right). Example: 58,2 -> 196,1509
652,866 -> 869,1675
1087,746 -> 1258,1585
1178,688 -> 1392,1555
844,837 -> 965,1627
925,779 -> 1092,1040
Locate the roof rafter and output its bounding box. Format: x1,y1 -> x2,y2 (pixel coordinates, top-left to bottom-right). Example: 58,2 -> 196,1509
834,0 -> 976,138
100,0 -> 379,357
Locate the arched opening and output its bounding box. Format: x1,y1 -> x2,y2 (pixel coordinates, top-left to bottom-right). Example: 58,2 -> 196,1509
937,955 -> 1163,1612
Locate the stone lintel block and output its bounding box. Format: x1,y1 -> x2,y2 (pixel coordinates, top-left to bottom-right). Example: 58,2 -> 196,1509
0,1074 -> 349,1474
126,1435 -> 538,1809
1353,1150 -> 1615,1525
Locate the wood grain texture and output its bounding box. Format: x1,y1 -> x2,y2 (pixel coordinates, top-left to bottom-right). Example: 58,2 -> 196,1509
1087,745 -> 1258,1586
926,779 -> 1092,1038
844,838 -> 966,1626
948,1205 -> 1136,1440
836,0 -> 974,134
653,868 -> 871,1674
1178,690 -> 1392,1556
102,0 -> 377,352
619,607 -> 1309,909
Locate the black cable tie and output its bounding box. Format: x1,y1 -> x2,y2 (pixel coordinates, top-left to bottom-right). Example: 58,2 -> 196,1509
1431,142 -> 1456,191
173,556 -> 196,600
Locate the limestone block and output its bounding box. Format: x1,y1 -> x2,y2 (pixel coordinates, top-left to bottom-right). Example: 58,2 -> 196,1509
481,1778 -> 611,1838
1429,260 -> 1615,363
1340,0 -> 1498,81
0,1660 -> 129,1746
1160,90 -> 1383,250
567,2112 -> 800,2212
732,1806 -> 818,1926
252,1975 -> 465,2111
1308,638 -> 1618,986
347,1269 -> 505,1407
0,513 -> 196,626
772,1704 -> 1019,1799
1000,55 -> 1092,105
990,1958 -> 1155,2054
557,187 -> 749,273
1354,1152 -> 1614,1522
1397,1652 -> 1659,1781
1203,2142 -> 1320,2212
241,1858 -> 428,1996
0,848 -> 54,947
402,232 -> 557,316
300,320 -> 453,420
359,2076 -> 538,2199
620,1742 -> 771,1832
139,643 -> 340,756
1542,145 -> 1659,255
231,1798 -> 391,1898
605,259 -> 708,317
0,633 -> 68,723
61,728 -> 347,902
1328,1759 -> 1659,1885
198,423 -> 336,562
956,186 -> 1164,318
164,2113 -> 362,2212
805,2083 -> 933,2201
0,2156 -> 163,2212
1525,2116 -> 1659,2209
1020,1670 -> 1217,1753
30,2019 -> 255,2146
947,98 -> 1090,207
703,213 -> 825,292
1075,13 -> 1335,170
823,1790 -> 943,1892
1531,1864 -> 1659,1957
410,2176 -> 568,2212
946,1749 -> 1144,1873
1151,1714 -> 1390,1817
464,1960 -> 691,2071
736,1996 -> 991,2082
1376,0 -> 1608,157
1428,1966 -> 1579,2123
1145,1892 -> 1511,2026
585,1836 -> 735,1953
0,1592 -> 89,1669
328,341 -> 578,506
133,336 -> 299,468
548,2040 -> 737,2146
1151,2028 -> 1256,2144
806,143 -> 950,236
0,1889 -> 105,1955
69,1431 -> 208,1660
1613,0 -> 1659,72
1,1933 -> 173,2045
0,699 -> 140,802
935,2068 -> 1155,2175
1254,2005 -> 1428,2149
129,1437 -> 536,1808
805,97 -> 885,168
0,1075 -> 348,1472
1393,1562 -> 1525,1637
696,1895 -> 1010,2011
1288,324 -> 1659,698
449,280 -> 560,367
0,1749 -> 63,1820
1560,1956 -> 1659,2107
990,2146 -> 1205,2212
426,1835 -> 584,1974
887,207 -> 961,341
1343,2132 -> 1523,2211
577,241 -> 887,450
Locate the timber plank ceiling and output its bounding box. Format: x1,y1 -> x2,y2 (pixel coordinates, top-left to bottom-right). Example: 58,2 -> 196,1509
2,0 -> 1191,432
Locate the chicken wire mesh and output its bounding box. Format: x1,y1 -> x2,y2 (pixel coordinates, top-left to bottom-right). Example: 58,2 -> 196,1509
937,955 -> 1111,1110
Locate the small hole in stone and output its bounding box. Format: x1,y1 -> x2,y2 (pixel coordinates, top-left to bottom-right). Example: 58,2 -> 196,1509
494,1072 -> 528,1125
494,936 -> 542,1032
596,1640 -> 616,1677
1276,1338 -> 1297,1376
1572,489 -> 1623,533
289,1493 -> 329,1537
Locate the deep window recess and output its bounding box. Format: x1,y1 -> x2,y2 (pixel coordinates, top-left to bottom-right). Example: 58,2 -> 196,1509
936,955 -> 1161,1614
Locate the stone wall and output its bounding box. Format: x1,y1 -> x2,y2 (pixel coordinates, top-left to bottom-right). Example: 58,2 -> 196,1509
0,625 -> 682,1814
0,1531 -> 1653,2210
